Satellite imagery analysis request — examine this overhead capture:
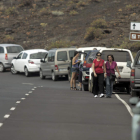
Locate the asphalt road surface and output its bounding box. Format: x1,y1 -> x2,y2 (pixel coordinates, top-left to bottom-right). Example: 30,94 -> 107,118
0,71 -> 132,140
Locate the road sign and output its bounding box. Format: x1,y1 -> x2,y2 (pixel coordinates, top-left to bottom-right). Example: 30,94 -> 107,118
130,22 -> 140,31
129,32 -> 140,41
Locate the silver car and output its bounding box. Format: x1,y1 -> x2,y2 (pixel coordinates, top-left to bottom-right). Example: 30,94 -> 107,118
0,44 -> 24,72
40,48 -> 76,81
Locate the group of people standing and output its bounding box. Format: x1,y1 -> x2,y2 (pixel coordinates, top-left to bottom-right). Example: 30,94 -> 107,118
70,51 -> 121,98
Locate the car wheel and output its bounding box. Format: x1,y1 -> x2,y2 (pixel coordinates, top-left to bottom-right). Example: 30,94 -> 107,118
131,89 -> 137,97
24,67 -> 30,77
68,70 -> 71,82
11,65 -> 17,74
40,69 -> 45,79
88,80 -> 91,92
52,71 -> 58,81
83,84 -> 88,91
0,63 -> 5,72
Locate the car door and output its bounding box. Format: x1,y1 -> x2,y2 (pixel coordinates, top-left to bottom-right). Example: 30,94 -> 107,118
14,52 -> 23,71
134,51 -> 140,85
41,54 -> 48,75
0,47 -> 5,64
21,53 -> 28,72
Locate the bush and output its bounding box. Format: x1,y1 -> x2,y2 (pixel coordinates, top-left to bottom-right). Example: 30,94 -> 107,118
3,35 -> 14,43
69,10 -> 78,15
76,1 -> 87,7
90,19 -> 107,28
51,11 -> 64,16
126,4 -> 134,10
84,27 -> 103,41
18,0 -> 34,7
5,7 -> 18,15
48,41 -> 76,50
39,7 -> 51,16
40,23 -> 48,27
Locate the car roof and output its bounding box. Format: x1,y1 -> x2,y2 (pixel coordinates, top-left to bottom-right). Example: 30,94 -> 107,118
49,48 -> 77,52
22,49 -> 48,54
0,44 -> 22,47
77,47 -> 106,51
100,48 -> 131,52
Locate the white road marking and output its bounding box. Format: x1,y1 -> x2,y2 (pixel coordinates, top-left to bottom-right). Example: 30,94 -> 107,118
25,94 -> 29,96
41,86 -> 43,87
22,83 -> 34,85
10,107 -> 15,111
21,98 -> 25,100
16,101 -> 21,104
29,91 -> 32,93
4,114 -> 10,118
32,89 -> 35,90
115,94 -> 133,117
0,123 -> 3,127
34,87 -> 37,88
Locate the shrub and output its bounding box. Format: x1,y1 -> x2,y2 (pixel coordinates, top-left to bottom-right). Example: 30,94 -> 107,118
39,7 -> 51,16
18,0 -> 34,7
76,1 -> 87,7
40,23 -> 48,27
84,27 -> 103,41
69,10 -> 78,15
90,19 -> 107,28
5,7 -> 18,15
51,11 -> 64,16
126,4 -> 134,10
3,35 -> 14,43
48,41 -> 76,50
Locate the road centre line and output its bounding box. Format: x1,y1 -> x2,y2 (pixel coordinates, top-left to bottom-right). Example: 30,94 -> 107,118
115,94 -> 133,117
10,107 -> 15,111
4,114 -> 10,119
21,98 -> 25,100
25,94 -> 29,96
16,101 -> 21,104
22,83 -> 34,85
29,91 -> 32,93
0,123 -> 3,127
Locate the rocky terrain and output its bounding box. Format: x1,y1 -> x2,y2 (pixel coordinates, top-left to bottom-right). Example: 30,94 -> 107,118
0,0 -> 140,55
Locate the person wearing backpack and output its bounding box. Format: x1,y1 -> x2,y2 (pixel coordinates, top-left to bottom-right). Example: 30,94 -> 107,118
92,52 -> 106,98
105,54 -> 121,98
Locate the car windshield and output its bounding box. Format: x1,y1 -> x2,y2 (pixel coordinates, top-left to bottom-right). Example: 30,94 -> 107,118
87,50 -> 99,63
102,50 -> 132,62
6,46 -> 23,53
30,52 -> 47,59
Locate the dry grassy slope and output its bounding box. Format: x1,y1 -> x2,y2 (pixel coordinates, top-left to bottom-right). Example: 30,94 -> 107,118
0,0 -> 140,52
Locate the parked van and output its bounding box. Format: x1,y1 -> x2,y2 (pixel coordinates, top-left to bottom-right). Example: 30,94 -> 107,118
88,48 -> 134,92
127,50 -> 140,96
0,44 -> 24,72
40,48 -> 76,81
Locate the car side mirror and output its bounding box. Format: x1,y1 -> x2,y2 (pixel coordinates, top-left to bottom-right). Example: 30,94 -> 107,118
129,97 -> 139,105
132,107 -> 140,114
13,57 -> 17,59
40,59 -> 45,63
127,61 -> 132,69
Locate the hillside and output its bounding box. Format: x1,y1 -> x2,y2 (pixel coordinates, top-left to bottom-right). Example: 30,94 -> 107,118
0,0 -> 140,54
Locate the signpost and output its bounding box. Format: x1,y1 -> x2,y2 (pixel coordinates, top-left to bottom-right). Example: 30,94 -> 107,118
130,22 -> 140,42
129,32 -> 140,41
130,22 -> 140,31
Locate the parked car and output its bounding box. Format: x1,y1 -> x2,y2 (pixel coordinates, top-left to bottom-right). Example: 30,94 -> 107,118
129,97 -> 140,140
88,48 -> 134,92
127,50 -> 140,97
40,48 -> 76,81
11,49 -> 48,77
0,44 -> 24,72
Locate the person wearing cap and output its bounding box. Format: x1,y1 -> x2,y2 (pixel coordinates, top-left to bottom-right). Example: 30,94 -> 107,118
92,52 -> 106,98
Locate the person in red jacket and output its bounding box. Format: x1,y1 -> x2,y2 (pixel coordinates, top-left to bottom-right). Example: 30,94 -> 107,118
92,52 -> 106,98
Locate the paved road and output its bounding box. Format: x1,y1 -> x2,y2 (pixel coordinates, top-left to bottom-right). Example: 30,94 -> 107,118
0,72 -> 132,139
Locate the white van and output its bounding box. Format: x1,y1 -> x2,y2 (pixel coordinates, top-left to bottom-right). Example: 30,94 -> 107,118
88,48 -> 134,93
